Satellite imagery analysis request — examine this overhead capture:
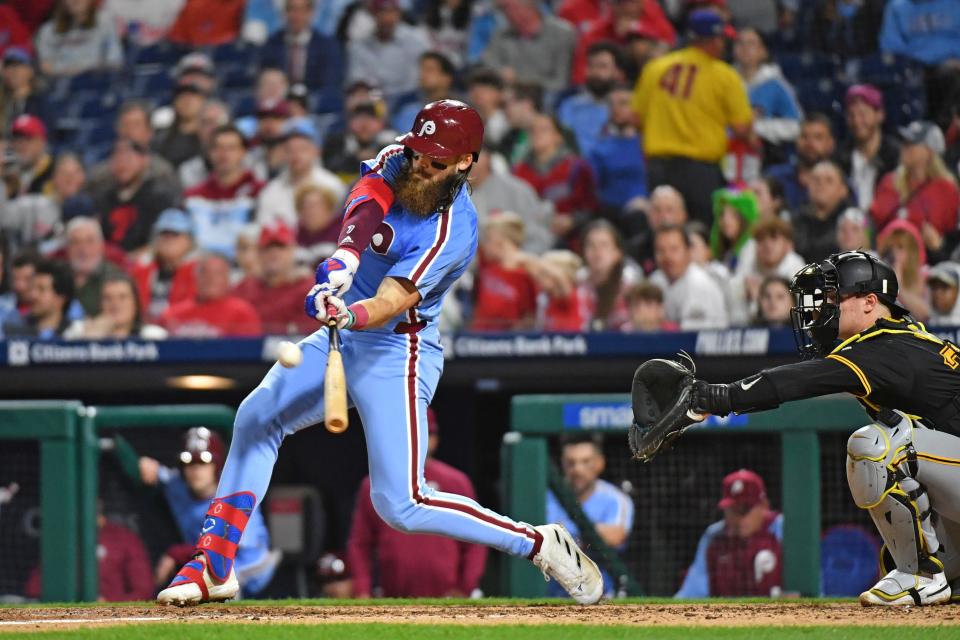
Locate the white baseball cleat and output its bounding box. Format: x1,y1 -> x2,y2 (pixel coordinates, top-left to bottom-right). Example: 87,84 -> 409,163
531,524 -> 603,605
859,569 -> 950,606
157,554 -> 239,606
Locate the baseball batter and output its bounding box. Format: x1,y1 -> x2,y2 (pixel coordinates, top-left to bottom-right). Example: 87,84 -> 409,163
634,250 -> 960,606
158,100 -> 603,606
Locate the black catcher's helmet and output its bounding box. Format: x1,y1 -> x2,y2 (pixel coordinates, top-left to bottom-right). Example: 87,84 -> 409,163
789,251 -> 909,358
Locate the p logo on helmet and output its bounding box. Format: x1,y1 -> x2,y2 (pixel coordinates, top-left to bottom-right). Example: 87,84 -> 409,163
418,120 -> 437,136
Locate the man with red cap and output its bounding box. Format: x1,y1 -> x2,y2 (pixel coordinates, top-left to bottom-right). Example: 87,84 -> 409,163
676,469 -> 783,598
158,99 -> 603,606
231,222 -> 316,335
347,407 -> 488,597
10,114 -> 52,195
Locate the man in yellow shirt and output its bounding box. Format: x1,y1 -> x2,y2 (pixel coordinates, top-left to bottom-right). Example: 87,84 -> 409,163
632,9 -> 753,225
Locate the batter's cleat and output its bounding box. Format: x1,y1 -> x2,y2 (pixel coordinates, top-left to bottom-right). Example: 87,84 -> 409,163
157,554 -> 239,606
531,524 -> 603,605
859,569 -> 951,606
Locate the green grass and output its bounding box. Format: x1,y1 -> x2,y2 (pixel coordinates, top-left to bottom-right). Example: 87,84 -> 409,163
4,625 -> 960,640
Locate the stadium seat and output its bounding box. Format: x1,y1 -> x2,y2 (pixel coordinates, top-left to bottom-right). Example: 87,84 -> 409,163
853,53 -> 926,89
219,64 -> 257,89
132,42 -> 184,67
77,92 -> 121,120
68,71 -> 116,94
132,67 -> 174,99
265,485 -> 325,598
794,78 -> 846,119
229,93 -> 258,117
883,86 -> 928,128
776,52 -> 839,85
821,524 -> 881,596
212,41 -> 258,68
76,120 -> 116,150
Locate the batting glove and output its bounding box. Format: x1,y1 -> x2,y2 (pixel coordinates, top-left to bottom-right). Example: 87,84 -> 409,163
326,296 -> 353,330
324,296 -> 370,331
378,147 -> 409,188
305,249 -> 359,321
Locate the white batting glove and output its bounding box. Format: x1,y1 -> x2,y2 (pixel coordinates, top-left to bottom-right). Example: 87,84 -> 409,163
305,249 -> 360,322
315,249 -> 359,298
328,295 -> 361,330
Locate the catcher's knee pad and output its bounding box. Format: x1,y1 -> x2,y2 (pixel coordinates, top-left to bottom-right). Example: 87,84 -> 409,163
847,411 -> 942,574
846,413 -> 913,509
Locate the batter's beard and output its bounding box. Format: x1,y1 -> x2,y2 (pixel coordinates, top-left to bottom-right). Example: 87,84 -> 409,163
394,162 -> 462,216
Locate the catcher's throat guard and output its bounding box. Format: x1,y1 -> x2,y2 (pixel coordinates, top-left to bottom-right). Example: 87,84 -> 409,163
629,355 -> 704,462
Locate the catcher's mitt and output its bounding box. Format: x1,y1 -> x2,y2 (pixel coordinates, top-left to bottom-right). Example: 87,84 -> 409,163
628,354 -> 705,462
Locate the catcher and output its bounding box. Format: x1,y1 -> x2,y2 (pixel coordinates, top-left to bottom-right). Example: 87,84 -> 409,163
631,250 -> 960,606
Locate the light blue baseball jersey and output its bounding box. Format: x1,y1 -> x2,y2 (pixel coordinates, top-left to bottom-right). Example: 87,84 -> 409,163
207,144 -> 542,579
343,144 -> 478,336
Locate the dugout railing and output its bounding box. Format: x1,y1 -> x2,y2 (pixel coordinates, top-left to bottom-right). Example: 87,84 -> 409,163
0,401 -> 234,602
502,394 -> 867,598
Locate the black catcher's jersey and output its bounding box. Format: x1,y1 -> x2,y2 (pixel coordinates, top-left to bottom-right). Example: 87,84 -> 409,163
728,317 -> 960,432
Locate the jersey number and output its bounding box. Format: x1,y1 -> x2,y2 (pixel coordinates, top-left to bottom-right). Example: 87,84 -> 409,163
659,63 -> 699,99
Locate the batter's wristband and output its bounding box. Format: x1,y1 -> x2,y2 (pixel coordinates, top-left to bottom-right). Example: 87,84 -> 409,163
347,303 -> 369,330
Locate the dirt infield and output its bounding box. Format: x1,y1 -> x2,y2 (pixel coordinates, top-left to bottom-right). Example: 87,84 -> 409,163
1,603 -> 959,631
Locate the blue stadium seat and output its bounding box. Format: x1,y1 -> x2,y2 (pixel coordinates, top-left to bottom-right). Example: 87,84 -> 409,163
883,86 -> 928,128
795,78 -> 846,116
133,42 -> 184,66
230,93 -> 258,117
132,66 -> 175,99
821,525 -> 881,596
80,121 -> 117,150
77,92 -> 121,120
219,64 -> 257,89
212,41 -> 258,68
68,71 -> 115,93
854,53 -> 925,89
776,52 -> 839,85
83,140 -> 115,165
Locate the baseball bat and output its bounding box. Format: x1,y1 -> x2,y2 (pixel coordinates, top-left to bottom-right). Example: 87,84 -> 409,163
324,318 -> 349,433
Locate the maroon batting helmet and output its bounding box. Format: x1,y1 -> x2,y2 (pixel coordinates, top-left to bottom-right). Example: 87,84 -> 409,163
179,427 -> 226,476
396,99 -> 484,159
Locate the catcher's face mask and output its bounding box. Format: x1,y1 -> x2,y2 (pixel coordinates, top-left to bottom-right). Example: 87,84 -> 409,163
790,260 -> 841,358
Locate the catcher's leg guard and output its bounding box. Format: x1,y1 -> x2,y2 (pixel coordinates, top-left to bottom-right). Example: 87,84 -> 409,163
847,411 -> 949,606
157,492 -> 255,606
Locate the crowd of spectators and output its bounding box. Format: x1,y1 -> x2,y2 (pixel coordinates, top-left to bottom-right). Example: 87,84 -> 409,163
2,0 -> 960,340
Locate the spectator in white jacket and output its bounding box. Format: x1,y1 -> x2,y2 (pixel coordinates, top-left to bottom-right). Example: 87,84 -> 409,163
256,118 -> 345,229
649,225 -> 728,330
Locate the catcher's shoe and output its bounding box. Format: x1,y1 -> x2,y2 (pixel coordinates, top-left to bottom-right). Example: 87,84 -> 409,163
157,554 -> 239,606
859,569 -> 950,606
531,524 -> 603,605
